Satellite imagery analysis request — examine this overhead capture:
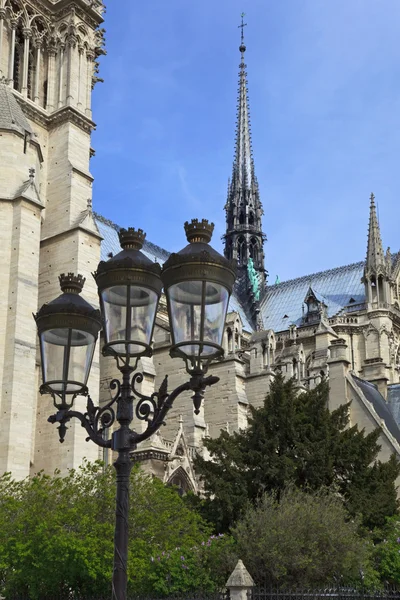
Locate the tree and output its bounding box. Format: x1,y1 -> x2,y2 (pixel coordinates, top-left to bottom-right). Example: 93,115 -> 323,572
232,487 -> 377,588
373,516 -> 400,585
194,374 -> 399,531
0,462 -> 231,599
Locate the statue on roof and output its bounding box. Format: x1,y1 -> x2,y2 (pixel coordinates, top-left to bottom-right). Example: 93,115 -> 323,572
247,258 -> 260,301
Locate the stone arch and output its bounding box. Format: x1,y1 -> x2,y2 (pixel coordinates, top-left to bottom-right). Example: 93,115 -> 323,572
249,237 -> 259,264
237,236 -> 246,262
167,466 -> 194,497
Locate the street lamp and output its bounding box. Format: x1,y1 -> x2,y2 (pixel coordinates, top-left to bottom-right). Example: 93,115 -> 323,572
34,219 -> 236,600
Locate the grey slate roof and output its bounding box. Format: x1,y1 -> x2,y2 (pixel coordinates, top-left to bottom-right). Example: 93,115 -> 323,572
94,213 -> 253,331
353,375 -> 400,445
260,261 -> 366,332
388,384 -> 400,430
95,213 -> 170,264
0,83 -> 32,135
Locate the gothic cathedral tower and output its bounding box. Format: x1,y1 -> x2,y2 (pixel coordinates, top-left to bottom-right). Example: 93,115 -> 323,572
223,18 -> 266,322
0,0 -> 105,478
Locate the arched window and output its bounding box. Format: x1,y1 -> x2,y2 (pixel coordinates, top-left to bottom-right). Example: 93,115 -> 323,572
249,238 -> 258,264
13,26 -> 24,92
167,467 -> 194,497
249,211 -> 255,226
239,211 -> 245,225
225,239 -> 232,260
27,45 -> 35,100
237,237 -> 246,263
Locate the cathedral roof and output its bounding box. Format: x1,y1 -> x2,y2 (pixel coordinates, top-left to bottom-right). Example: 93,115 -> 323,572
353,376 -> 400,446
260,260 -> 366,332
96,212 -> 398,335
0,82 -> 32,136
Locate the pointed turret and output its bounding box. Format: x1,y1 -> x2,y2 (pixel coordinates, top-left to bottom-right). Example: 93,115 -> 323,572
223,16 -> 266,320
366,193 -> 385,273
363,193 -> 392,307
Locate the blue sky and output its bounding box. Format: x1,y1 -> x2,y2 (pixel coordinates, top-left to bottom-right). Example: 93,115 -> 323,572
91,0 -> 400,283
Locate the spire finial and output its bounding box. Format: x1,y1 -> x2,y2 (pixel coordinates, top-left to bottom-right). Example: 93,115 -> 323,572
238,12 -> 247,53
365,192 -> 385,274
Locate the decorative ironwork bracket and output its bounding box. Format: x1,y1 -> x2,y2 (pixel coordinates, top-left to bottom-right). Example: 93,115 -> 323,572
46,369 -> 219,448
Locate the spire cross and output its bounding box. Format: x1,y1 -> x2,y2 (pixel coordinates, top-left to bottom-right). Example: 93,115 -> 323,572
238,12 -> 247,44
370,192 -> 375,203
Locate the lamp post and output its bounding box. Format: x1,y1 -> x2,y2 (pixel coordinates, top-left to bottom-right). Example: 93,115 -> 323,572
34,219 -> 236,600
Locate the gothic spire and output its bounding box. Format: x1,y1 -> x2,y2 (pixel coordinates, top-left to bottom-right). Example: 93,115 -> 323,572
231,14 -> 257,196
224,16 -> 266,288
223,16 -> 266,328
365,192 -> 385,273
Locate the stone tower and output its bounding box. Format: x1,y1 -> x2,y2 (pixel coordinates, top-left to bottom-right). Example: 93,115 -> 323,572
223,18 -> 266,320
0,0 -> 105,479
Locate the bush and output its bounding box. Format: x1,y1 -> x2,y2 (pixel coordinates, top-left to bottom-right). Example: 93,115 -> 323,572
232,487 -> 378,588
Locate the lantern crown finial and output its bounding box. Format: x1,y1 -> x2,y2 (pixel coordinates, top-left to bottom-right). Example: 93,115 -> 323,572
184,219 -> 214,244
59,273 -> 86,294
118,227 -> 146,250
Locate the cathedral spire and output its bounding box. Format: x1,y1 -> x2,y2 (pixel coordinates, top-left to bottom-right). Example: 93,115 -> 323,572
224,16 -> 266,304
232,13 -> 256,194
366,192 -> 385,273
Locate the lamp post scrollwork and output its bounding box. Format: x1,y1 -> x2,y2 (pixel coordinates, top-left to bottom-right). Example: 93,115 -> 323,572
34,219 -> 236,600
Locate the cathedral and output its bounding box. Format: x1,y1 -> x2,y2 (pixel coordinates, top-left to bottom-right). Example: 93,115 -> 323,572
1,0 -> 400,492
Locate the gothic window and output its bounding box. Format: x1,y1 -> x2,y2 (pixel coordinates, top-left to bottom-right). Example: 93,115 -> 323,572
27,46 -> 35,100
293,358 -> 299,380
249,237 -> 258,264
13,26 -> 24,92
237,236 -> 245,263
226,239 -> 233,260
167,467 -> 193,497
249,211 -> 255,226
239,211 -> 245,225
227,327 -> 233,353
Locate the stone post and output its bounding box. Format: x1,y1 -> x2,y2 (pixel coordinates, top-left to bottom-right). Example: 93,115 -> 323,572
33,41 -> 41,103
21,28 -> 31,98
0,8 -> 5,77
8,20 -> 17,86
45,45 -> 56,112
58,44 -> 65,108
85,49 -> 94,117
226,559 -> 254,600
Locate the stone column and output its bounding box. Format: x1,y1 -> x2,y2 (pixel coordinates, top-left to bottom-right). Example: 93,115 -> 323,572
33,41 -> 41,104
21,28 -> 31,98
45,45 -> 56,112
0,8 -> 5,77
66,35 -> 76,105
58,44 -> 65,108
77,44 -> 84,109
226,560 -> 254,600
85,49 -> 94,117
8,20 -> 17,86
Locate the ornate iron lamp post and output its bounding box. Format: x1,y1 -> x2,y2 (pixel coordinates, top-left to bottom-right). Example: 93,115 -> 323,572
34,219 -> 236,600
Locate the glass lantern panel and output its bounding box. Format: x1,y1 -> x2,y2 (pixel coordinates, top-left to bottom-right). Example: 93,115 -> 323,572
168,281 -> 229,358
41,328 -> 69,391
203,282 -> 229,348
102,285 -> 158,356
41,328 -> 95,394
101,285 -> 127,346
68,330 -> 96,389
